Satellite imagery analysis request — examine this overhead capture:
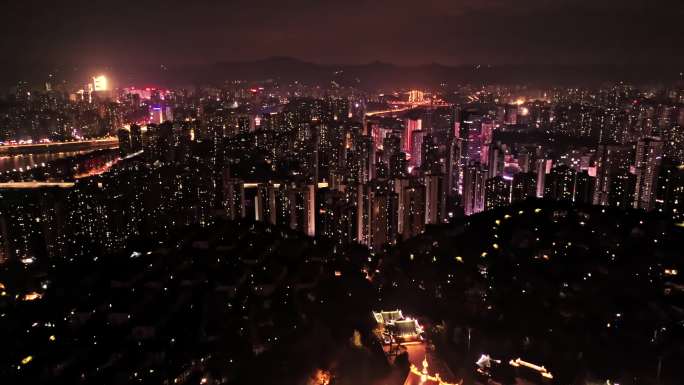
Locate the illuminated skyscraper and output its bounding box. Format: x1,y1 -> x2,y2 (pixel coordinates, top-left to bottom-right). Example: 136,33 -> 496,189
368,183 -> 399,250
318,189 -> 355,245
410,130 -> 425,168
487,141 -> 505,179
445,134 -> 459,197
256,182 -> 288,226
544,165 -> 576,201
384,134 -> 405,177
608,172 -> 636,209
424,174 -> 446,224
485,176 -> 512,211
593,143 -> 633,205
358,136 -> 375,182
459,110 -> 484,166
511,172 -> 537,203
288,184 -> 316,237
480,119 -> 495,164
536,159 -> 553,198
404,118 -> 422,153
421,134 -> 440,174
389,151 -> 408,178
401,183 -> 426,240
462,163 -> 486,216
356,184 -> 370,245
223,174 -> 246,220
633,136 -> 664,210
392,178 -> 410,235
150,105 -> 173,124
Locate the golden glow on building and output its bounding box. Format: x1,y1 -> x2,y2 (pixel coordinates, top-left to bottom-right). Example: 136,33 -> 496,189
406,358 -> 461,385
408,90 -> 425,104
93,75 -> 109,91
23,292 -> 43,301
310,369 -> 331,385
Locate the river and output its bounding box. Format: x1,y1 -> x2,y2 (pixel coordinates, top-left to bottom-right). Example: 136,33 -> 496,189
0,150 -> 99,173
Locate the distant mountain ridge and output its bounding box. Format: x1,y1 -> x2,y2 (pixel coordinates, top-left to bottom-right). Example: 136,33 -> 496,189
159,57 -> 684,89
3,57 -> 682,90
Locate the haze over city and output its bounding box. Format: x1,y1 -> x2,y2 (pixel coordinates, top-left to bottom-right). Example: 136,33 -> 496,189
2,0 -> 684,86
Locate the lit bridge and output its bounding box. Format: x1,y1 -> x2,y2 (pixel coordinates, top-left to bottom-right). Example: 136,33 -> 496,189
365,101 -> 452,117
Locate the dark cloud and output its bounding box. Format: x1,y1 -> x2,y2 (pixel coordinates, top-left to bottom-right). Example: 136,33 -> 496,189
0,0 -> 683,78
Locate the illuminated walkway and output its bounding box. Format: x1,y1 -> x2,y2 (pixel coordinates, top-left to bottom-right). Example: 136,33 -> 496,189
402,343 -> 461,385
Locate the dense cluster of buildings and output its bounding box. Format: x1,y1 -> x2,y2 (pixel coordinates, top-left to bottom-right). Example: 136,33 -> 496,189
0,78 -> 124,141
1,78 -> 684,385
2,81 -> 684,266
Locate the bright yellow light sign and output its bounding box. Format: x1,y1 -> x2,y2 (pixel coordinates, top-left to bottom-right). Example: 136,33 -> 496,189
93,75 -> 109,91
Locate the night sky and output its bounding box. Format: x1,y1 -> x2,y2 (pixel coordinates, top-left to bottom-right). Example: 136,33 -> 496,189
1,0 -> 683,80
